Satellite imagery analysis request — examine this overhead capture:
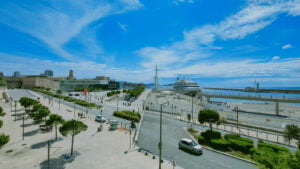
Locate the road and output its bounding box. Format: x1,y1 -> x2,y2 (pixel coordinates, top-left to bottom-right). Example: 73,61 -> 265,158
137,112 -> 257,169
7,89 -> 257,169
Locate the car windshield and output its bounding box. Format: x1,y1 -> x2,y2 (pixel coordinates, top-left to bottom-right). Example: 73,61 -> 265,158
190,141 -> 198,146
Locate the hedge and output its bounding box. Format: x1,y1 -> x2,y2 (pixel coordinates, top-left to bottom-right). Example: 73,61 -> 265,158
33,89 -> 101,109
113,111 -> 141,122
201,129 -> 222,141
227,138 -> 253,154
0,134 -> 9,147
210,139 -> 231,151
107,90 -> 121,97
198,136 -> 205,144
224,134 -> 253,144
123,87 -> 144,98
258,140 -> 290,153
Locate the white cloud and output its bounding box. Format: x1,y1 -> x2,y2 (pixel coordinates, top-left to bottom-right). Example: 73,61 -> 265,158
138,0 -> 300,71
117,21 -> 128,31
0,0 -> 143,60
282,44 -> 293,49
173,0 -> 195,5
0,53 -> 153,82
160,57 -> 300,79
272,56 -> 280,60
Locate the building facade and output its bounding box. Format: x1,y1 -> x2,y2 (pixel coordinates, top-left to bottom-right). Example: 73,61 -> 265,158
44,70 -> 54,77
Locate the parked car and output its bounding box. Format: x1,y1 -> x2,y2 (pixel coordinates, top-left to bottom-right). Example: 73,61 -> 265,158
95,115 -> 106,123
178,138 -> 203,155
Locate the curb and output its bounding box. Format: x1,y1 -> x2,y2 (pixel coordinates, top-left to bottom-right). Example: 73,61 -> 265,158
183,127 -> 256,165
136,146 -> 182,169
134,107 -> 144,144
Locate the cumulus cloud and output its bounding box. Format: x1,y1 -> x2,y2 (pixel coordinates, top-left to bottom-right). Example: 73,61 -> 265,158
138,0 -> 300,73
173,0 -> 195,5
0,0 -> 143,60
282,44 -> 292,49
272,56 -> 280,60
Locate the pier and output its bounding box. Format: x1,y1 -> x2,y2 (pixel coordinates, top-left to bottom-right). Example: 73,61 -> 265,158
201,92 -> 300,116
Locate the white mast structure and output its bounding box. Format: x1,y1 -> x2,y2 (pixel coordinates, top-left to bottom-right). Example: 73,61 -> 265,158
154,65 -> 158,91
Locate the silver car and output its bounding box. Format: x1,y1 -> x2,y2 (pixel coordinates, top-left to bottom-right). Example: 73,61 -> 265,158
178,138 -> 203,155
95,115 -> 106,123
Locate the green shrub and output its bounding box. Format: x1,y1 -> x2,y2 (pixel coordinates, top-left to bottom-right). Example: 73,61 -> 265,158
0,120 -> 3,128
224,134 -> 253,144
201,129 -> 221,141
227,138 -> 253,154
188,127 -> 197,133
210,139 -> 230,151
224,134 -> 240,140
258,140 -> 290,153
123,87 -> 144,98
198,136 -> 205,144
107,90 -> 121,97
33,89 -> 101,109
0,107 -> 5,116
0,134 -> 9,147
113,111 -> 141,122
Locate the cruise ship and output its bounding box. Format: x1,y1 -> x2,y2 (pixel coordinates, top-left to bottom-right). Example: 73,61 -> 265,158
173,79 -> 202,94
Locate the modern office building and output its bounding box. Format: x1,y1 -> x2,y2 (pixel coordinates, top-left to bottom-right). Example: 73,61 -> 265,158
44,70 -> 54,77
13,71 -> 20,77
0,72 -> 3,78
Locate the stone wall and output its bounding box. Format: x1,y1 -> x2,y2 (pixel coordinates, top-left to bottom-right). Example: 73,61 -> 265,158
22,77 -> 59,90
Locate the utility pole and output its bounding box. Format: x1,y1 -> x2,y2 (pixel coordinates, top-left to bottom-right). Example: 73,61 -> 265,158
191,96 -> 194,125
73,103 -> 76,118
22,113 -> 25,140
10,98 -> 13,112
117,94 -> 119,112
14,100 -> 17,121
48,141 -> 50,169
236,106 -> 239,128
159,101 -> 169,169
154,65 -> 158,91
58,99 -> 60,111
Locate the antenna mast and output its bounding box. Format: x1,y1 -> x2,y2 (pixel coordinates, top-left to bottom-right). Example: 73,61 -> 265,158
154,65 -> 158,90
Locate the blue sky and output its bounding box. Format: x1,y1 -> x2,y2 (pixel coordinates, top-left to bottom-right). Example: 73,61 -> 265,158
0,0 -> 300,87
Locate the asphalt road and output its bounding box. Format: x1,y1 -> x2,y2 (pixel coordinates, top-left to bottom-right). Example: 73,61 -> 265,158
7,89 -> 257,169
137,112 -> 257,169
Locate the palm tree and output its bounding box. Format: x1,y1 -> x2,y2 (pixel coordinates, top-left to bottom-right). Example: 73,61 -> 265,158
46,114 -> 64,140
59,120 -> 88,156
284,124 -> 300,147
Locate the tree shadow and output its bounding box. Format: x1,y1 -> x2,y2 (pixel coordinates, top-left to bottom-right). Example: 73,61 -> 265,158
31,137 -> 63,149
39,151 -> 80,169
24,129 -> 40,137
20,122 -> 35,127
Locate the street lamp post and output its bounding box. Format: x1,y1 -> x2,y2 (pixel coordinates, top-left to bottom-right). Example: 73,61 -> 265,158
236,106 -> 239,128
10,97 -> 13,112
14,100 -> 17,121
159,101 -> 169,169
117,94 -> 119,112
22,113 -> 25,140
73,103 -> 76,118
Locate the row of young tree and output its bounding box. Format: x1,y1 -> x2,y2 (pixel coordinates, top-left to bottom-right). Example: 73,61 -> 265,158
0,106 -> 9,148
19,97 -> 88,156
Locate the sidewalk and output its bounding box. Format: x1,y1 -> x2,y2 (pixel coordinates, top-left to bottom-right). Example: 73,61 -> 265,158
0,92 -> 182,169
